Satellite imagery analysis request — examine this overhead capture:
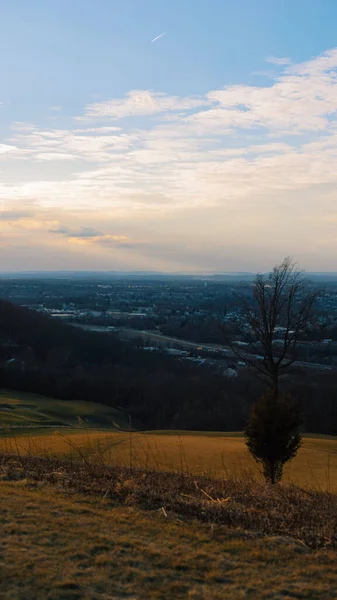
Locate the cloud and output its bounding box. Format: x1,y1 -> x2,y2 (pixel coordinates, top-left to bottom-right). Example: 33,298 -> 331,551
80,90 -> 207,120
0,209 -> 34,221
288,47 -> 337,76
73,127 -> 121,133
11,122 -> 36,132
36,152 -> 77,161
90,234 -> 129,246
50,225 -> 104,238
3,47 -> 337,270
0,143 -> 27,158
49,224 -> 129,246
8,126 -> 132,163
266,56 -> 291,65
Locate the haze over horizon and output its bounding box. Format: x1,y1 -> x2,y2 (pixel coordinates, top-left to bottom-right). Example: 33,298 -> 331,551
2,1 -> 337,272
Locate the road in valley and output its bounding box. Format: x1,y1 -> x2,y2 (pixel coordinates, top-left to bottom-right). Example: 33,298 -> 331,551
70,323 -> 333,372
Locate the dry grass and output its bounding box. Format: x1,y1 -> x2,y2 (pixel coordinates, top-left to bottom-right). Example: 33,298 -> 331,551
1,433 -> 337,599
1,430 -> 336,490
1,480 -> 337,600
1,451 -> 337,550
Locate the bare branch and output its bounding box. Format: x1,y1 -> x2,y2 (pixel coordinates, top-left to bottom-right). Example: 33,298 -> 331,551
221,257 -> 318,393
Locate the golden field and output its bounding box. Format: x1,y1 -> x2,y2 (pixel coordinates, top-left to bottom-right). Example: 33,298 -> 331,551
2,392 -> 337,599
1,429 -> 336,491
1,389 -> 335,490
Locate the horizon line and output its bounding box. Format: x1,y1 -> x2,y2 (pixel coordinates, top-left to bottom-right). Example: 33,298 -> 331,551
1,269 -> 337,276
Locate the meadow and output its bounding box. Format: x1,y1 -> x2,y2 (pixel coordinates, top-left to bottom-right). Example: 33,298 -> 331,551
1,390 -> 337,598
1,389 -> 336,490
1,427 -> 336,491
0,389 -> 127,431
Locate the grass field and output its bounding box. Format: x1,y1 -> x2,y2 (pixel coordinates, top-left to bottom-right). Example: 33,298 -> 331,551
1,428 -> 336,491
0,389 -> 127,431
2,390 -> 336,598
1,389 -> 336,490
1,481 -> 336,599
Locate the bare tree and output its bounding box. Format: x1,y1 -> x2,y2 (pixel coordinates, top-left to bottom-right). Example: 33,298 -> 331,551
223,257 -> 318,399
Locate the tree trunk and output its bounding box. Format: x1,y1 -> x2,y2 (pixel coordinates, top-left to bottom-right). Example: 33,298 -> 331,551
271,368 -> 279,402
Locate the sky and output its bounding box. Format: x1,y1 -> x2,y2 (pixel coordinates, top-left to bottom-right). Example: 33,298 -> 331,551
1,0 -> 337,272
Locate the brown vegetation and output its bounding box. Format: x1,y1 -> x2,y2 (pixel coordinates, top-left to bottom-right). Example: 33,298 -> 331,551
1,430 -> 336,490
1,450 -> 336,550
2,480 -> 337,600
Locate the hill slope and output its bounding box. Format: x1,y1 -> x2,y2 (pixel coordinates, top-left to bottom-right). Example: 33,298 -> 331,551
0,389 -> 127,431
1,481 -> 336,600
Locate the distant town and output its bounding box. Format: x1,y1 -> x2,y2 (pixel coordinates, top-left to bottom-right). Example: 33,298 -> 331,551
1,273 -> 337,375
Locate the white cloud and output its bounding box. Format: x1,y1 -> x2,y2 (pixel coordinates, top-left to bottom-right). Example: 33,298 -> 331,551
288,47 -> 337,76
0,143 -> 27,158
80,89 -> 207,120
200,68 -> 337,133
11,122 -> 36,132
36,152 -> 77,161
73,126 -> 121,133
2,47 -> 337,269
266,56 -> 291,65
9,126 -> 132,163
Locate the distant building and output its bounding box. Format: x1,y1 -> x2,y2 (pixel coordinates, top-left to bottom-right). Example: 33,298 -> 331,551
165,348 -> 189,356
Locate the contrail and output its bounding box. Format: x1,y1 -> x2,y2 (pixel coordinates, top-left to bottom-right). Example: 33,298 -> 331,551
151,32 -> 166,43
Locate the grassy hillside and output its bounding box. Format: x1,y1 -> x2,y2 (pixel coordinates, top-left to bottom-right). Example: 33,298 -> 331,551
1,427 -> 336,490
1,390 -> 336,490
1,481 -> 336,599
0,389 -> 127,431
